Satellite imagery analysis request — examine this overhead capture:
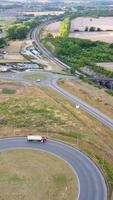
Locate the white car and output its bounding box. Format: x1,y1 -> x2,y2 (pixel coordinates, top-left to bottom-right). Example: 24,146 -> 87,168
36,79 -> 41,82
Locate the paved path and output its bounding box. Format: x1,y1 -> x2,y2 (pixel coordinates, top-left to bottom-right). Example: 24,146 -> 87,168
0,137 -> 107,200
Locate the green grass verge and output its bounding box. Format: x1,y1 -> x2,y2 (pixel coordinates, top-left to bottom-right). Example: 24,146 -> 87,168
2,88 -> 16,95
106,89 -> 113,96
23,73 -> 47,81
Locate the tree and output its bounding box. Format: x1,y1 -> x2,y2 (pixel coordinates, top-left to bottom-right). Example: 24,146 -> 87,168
7,18 -> 40,40
85,26 -> 89,31
7,24 -> 29,39
0,37 -> 7,48
89,26 -> 96,32
59,18 -> 70,37
97,27 -> 102,31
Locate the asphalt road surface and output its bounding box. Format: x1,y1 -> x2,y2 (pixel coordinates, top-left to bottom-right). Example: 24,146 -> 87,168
50,78 -> 113,130
32,24 -> 113,130
0,71 -> 113,130
32,24 -> 70,69
0,137 -> 107,200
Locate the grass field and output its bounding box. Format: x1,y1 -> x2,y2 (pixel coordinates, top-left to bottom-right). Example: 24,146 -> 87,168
0,149 -> 77,200
0,40 -> 27,63
0,81 -> 113,196
23,73 -> 47,81
45,17 -> 113,43
0,19 -> 12,33
58,79 -> 113,119
97,62 -> 113,72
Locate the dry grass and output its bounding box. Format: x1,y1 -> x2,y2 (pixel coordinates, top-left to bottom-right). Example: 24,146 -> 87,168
4,40 -> 25,54
71,17 -> 113,32
0,40 -> 27,63
0,149 -> 77,200
58,79 -> 113,119
45,17 -> 113,43
69,31 -> 113,43
97,62 -> 113,71
0,81 -> 113,196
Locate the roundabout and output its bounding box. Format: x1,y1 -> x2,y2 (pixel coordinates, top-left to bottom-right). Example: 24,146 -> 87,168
0,137 -> 107,200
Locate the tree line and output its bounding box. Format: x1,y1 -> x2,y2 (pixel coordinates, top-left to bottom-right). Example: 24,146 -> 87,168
0,18 -> 40,48
7,19 -> 40,40
45,36 -> 113,78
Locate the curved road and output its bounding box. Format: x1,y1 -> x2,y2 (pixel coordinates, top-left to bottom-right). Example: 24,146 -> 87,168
32,25 -> 113,130
0,137 -> 107,200
49,79 -> 113,129
0,71 -> 113,130
32,23 -> 70,69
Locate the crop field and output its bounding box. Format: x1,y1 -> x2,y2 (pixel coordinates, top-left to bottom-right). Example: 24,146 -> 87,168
0,81 -> 113,194
69,31 -> 113,43
97,62 -> 113,71
71,17 -> 113,32
45,17 -> 113,43
45,22 -> 61,37
0,149 -> 77,200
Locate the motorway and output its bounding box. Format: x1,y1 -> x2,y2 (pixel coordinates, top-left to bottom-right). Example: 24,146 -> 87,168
32,23 -> 70,69
50,78 -> 113,129
0,23 -> 112,200
32,25 -> 113,130
0,137 -> 107,200
0,70 -> 113,130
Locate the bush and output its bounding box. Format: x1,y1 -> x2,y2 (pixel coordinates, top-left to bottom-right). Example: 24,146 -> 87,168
0,37 -> 7,48
46,37 -> 113,78
7,19 -> 40,40
2,88 -> 16,95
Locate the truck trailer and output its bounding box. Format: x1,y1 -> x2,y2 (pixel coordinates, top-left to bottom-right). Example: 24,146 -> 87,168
27,135 -> 47,143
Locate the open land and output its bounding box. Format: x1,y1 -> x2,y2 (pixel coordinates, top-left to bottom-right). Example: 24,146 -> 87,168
0,40 -> 28,63
58,78 -> 113,119
97,62 -> 113,71
0,149 -> 77,200
69,31 -> 113,43
23,73 -> 47,80
45,17 -> 113,43
0,81 -> 113,191
0,19 -> 12,38
71,17 -> 113,31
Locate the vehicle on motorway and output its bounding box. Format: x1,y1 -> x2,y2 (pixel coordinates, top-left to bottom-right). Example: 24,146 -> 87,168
76,105 -> 80,109
27,135 -> 47,143
36,79 -> 41,82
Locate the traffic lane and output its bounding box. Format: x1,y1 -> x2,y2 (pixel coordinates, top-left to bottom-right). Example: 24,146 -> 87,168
0,137 -> 107,200
0,71 -> 113,129
50,79 -> 113,130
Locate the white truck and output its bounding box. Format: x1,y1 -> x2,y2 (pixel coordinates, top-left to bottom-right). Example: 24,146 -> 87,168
27,135 -> 47,143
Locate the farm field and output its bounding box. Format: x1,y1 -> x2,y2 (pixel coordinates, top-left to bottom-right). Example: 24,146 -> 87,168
0,80 -> 113,193
70,17 -> 113,31
0,149 -> 77,200
45,17 -> 113,43
97,62 -> 113,71
69,31 -> 113,43
45,22 -> 61,37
